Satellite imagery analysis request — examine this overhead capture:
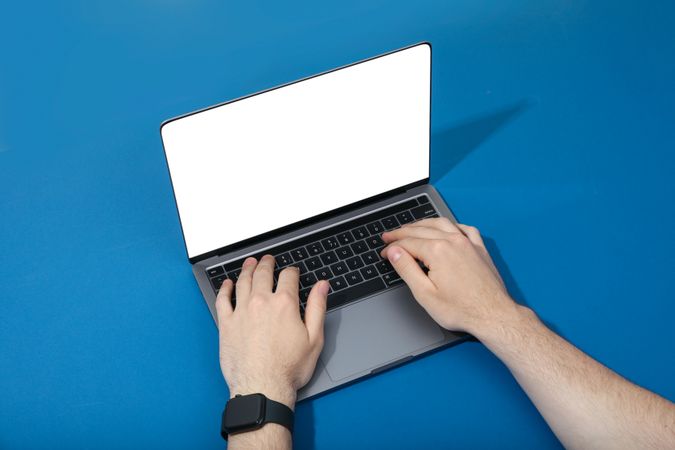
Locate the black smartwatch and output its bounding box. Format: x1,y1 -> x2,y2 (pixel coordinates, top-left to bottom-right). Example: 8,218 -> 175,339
221,393 -> 294,440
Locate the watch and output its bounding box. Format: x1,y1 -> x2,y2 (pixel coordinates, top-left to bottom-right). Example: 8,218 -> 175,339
221,393 -> 294,440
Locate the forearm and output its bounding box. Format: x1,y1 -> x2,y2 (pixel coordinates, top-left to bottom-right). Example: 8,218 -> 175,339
473,301 -> 675,449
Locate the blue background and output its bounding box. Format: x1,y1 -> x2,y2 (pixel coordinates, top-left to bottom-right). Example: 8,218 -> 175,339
2,0 -> 674,448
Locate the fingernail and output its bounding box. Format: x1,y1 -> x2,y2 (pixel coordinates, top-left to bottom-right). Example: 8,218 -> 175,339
388,247 -> 402,263
319,280 -> 330,296
244,257 -> 256,266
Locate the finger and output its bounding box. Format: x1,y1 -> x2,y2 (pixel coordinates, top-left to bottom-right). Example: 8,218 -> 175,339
456,224 -> 485,248
379,237 -> 433,265
236,257 -> 258,301
215,279 -> 234,326
384,245 -> 435,301
304,280 -> 329,350
251,254 -> 275,293
405,216 -> 460,233
276,264 -> 300,295
382,225 -> 447,244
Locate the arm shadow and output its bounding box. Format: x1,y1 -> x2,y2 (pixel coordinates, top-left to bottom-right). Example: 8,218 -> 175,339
483,236 -> 561,335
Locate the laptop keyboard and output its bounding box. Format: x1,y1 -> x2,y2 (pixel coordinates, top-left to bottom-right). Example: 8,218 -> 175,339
207,195 -> 438,313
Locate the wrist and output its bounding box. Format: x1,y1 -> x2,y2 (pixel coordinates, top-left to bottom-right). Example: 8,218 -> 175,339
467,296 -> 535,343
228,381 -> 297,411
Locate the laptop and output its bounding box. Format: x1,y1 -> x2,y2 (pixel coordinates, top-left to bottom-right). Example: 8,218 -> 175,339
160,42 -> 466,400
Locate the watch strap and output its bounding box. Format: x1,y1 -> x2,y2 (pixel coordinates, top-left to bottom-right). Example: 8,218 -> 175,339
264,397 -> 294,434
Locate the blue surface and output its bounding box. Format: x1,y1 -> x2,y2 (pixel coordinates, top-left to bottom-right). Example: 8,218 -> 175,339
1,1 -> 674,448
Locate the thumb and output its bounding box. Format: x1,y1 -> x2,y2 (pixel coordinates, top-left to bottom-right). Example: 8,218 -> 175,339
304,280 -> 329,350
385,246 -> 435,303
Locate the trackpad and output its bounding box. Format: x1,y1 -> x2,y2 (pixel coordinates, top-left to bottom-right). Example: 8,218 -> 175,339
320,286 -> 445,381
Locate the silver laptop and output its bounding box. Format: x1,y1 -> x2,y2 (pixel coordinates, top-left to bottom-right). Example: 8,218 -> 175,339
160,42 -> 466,400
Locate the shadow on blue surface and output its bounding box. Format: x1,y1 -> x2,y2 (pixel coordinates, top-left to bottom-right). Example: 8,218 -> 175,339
430,99 -> 545,314
428,100 -> 568,336
484,236 -> 529,308
431,99 -> 533,183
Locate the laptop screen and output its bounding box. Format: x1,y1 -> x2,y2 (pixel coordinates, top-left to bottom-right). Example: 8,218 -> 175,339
161,43 -> 431,259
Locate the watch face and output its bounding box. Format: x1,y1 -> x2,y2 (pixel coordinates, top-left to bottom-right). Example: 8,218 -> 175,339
224,394 -> 266,430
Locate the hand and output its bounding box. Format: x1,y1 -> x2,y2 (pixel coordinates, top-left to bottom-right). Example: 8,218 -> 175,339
215,255 -> 329,408
380,218 -> 518,336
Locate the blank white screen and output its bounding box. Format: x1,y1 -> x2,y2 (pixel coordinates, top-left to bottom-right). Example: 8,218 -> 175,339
161,44 -> 430,259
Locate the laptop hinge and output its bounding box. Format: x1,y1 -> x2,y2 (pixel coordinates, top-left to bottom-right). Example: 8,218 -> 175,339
189,178 -> 428,264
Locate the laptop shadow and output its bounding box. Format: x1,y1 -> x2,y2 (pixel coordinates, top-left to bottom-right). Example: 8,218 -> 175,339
430,99 -> 533,183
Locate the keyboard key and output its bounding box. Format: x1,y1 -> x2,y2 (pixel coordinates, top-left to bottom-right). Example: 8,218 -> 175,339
416,195 -> 430,204
345,270 -> 364,286
376,260 -> 394,274
382,271 -> 403,286
329,276 -> 348,291
346,255 -> 364,270
351,226 -> 369,240
223,258 -> 245,273
321,236 -> 340,250
300,272 -> 318,288
228,268 -> 241,282
287,261 -> 307,274
305,256 -> 323,271
306,242 -> 324,255
366,235 -> 384,249
275,253 -> 293,267
381,216 -> 399,230
345,255 -> 364,270
367,221 -> 384,234
350,240 -> 369,254
207,266 -> 224,277
361,250 -> 380,265
327,277 -> 386,310
300,287 -> 312,303
360,265 -> 379,280
320,250 -> 338,265
314,267 -> 333,280
337,231 -> 354,245
336,246 -> 354,259
396,211 -> 414,224
410,204 -> 437,220
330,261 -> 348,276
291,247 -> 309,261
211,274 -> 227,291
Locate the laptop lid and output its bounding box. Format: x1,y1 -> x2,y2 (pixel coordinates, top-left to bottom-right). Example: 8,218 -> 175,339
161,43 -> 431,262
